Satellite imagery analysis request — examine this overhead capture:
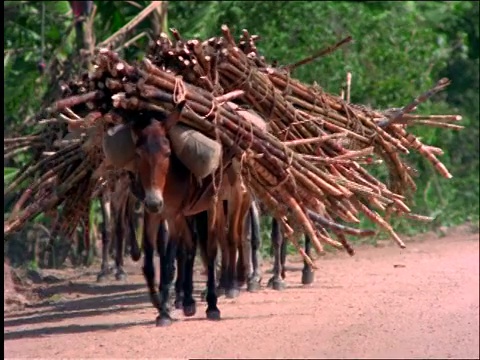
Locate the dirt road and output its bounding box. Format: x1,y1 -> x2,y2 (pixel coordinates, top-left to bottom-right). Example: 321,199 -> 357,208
4,228 -> 479,359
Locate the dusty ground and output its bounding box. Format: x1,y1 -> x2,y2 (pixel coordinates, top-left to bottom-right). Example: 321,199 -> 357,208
4,226 -> 480,359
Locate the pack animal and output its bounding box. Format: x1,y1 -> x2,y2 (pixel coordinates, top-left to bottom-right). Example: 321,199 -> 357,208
114,100 -> 257,326
96,178 -> 142,282
51,127 -> 141,274
215,103 -> 268,296
197,195 -> 262,299
268,213 -> 358,289
269,217 -> 314,290
242,198 -> 263,292
215,184 -> 256,298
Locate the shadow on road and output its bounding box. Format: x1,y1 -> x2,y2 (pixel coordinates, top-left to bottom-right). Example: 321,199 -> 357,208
4,262 -> 320,341
4,304 -> 151,328
4,319 -> 155,341
33,282 -> 146,300
4,295 -> 150,328
4,308 -> 312,341
29,279 -> 208,303
5,281 -> 210,329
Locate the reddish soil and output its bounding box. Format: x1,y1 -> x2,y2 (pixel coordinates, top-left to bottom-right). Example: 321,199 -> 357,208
4,226 -> 480,359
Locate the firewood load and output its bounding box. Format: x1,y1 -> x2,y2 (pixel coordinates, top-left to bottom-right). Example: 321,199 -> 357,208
4,25 -> 463,267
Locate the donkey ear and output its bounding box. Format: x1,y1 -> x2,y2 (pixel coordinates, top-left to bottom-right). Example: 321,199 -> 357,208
165,100 -> 187,131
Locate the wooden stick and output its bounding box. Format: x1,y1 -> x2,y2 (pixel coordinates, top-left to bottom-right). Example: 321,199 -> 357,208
282,133 -> 346,147
378,78 -> 451,128
97,1 -> 163,49
283,36 -> 353,71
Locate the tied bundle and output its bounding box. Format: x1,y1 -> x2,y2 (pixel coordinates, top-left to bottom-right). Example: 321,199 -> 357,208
4,25 -> 463,267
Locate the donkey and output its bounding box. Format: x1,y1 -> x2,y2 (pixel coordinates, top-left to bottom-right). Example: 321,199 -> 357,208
215,182 -> 255,298
215,103 -> 268,296
234,197 -> 263,293
243,198 -> 263,292
184,196 -> 264,306
268,217 -> 314,290
96,178 -> 142,282
125,100 -> 255,326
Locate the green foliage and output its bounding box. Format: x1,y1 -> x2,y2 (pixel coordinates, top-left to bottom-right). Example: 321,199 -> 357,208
4,1 -> 73,132
4,167 -> 19,185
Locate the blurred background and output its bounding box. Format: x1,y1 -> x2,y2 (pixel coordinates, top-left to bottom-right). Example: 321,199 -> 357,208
4,1 -> 479,269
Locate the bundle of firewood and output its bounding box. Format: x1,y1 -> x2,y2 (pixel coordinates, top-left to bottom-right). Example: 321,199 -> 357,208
4,25 -> 463,266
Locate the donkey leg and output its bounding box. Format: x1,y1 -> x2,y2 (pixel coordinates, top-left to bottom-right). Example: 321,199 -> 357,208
197,210 -> 221,320
216,242 -> 228,297
174,242 -> 185,310
280,231 -> 287,280
301,235 -> 315,285
97,194 -> 112,282
235,198 -> 252,290
127,198 -> 142,262
267,218 -> 286,291
156,223 -> 175,327
97,221 -> 111,282
223,220 -> 240,299
206,253 -> 221,320
216,201 -> 228,297
236,241 -> 248,288
243,209 -> 254,290
247,201 -> 262,292
182,220 -> 197,317
225,239 -> 240,299
114,211 -> 127,281
142,214 -> 161,318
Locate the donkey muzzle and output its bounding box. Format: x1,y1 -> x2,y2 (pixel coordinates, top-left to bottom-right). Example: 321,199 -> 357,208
144,189 -> 164,213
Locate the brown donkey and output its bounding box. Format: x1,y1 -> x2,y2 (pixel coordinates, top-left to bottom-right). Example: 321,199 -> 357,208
126,100 -> 252,326
216,185 -> 256,298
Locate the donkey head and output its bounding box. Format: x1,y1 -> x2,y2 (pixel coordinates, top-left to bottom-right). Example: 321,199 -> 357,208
132,100 -> 186,213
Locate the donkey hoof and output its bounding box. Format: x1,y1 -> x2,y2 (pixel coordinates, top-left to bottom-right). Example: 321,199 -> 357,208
131,250 -> 141,262
206,308 -> 221,321
96,272 -> 109,283
174,297 -> 184,310
226,288 -> 240,299
301,270 -> 315,285
247,280 -> 261,292
115,271 -> 127,281
267,277 -> 286,291
272,279 -> 286,291
156,315 -> 173,327
183,302 -> 196,317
